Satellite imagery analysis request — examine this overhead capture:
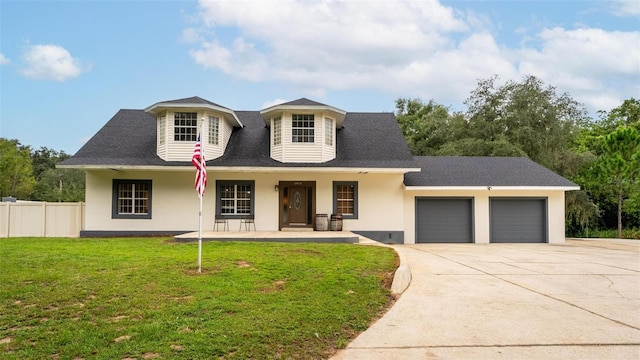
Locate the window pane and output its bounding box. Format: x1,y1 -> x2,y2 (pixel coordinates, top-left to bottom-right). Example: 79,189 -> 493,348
209,116 -> 219,145
273,117 -> 282,145
218,182 -> 253,216
292,114 -> 315,143
174,112 -> 198,142
117,182 -> 150,215
336,184 -> 355,215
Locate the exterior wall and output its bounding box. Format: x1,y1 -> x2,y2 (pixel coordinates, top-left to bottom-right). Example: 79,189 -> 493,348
270,117 -> 284,162
321,115 -> 336,162
157,113 -> 168,160
403,189 -> 567,244
84,170 -> 405,235
220,116 -> 233,152
85,170 -> 202,232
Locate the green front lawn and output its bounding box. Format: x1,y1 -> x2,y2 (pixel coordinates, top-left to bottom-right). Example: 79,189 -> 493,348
0,238 -> 397,359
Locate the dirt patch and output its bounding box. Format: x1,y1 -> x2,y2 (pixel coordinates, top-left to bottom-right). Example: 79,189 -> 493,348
111,315 -> 128,323
259,279 -> 287,293
236,260 -> 253,268
184,268 -> 214,275
142,352 -> 161,359
0,337 -> 13,345
113,335 -> 131,343
171,295 -> 193,303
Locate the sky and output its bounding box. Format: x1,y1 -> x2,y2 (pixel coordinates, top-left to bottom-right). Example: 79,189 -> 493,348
1,0 -> 639,154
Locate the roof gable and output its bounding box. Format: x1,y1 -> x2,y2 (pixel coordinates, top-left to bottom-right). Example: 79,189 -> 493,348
144,96 -> 242,127
280,98 -> 330,107
259,98 -> 346,127
156,96 -> 230,109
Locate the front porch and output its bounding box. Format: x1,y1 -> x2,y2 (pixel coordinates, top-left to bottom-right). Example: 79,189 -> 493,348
174,230 -> 360,243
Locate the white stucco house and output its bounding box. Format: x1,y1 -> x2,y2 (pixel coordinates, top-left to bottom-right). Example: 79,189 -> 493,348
59,97 -> 579,244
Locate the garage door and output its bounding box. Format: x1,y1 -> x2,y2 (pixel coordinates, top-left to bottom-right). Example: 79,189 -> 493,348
416,198 -> 473,243
490,198 -> 547,243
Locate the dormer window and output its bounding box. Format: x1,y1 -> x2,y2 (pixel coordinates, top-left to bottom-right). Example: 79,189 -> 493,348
159,115 -> 166,145
208,116 -> 219,145
325,117 -> 333,146
260,98 -> 345,163
273,117 -> 282,145
292,114 -> 314,143
146,96 -> 243,162
174,112 -> 198,141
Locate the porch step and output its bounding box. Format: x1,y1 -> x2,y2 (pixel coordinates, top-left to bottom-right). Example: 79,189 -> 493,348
281,227 -> 314,232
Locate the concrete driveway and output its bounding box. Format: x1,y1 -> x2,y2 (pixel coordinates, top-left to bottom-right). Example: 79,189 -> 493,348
333,239 -> 640,359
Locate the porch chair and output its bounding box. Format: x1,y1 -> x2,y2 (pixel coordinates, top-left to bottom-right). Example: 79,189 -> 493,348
239,215 -> 256,231
214,216 -> 229,231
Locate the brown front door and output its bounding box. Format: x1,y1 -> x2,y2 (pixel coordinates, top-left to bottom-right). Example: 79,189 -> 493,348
288,186 -> 307,225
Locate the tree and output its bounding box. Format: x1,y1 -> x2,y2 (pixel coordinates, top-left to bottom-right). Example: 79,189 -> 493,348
589,126 -> 640,238
28,146 -> 84,202
31,146 -> 71,180
596,98 -> 640,132
463,75 -> 588,173
32,168 -> 85,202
396,98 -> 468,155
0,138 -> 36,198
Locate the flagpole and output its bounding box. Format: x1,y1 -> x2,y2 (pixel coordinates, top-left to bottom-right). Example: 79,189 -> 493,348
198,190 -> 203,273
197,121 -> 204,273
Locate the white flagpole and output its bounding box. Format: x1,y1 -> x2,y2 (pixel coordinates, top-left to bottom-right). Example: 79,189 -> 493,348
198,190 -> 203,273
197,121 -> 204,273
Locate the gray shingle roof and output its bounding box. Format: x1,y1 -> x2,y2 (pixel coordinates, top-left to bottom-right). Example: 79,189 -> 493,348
157,96 -> 230,109
59,104 -> 416,169
60,110 -> 165,166
404,156 -> 578,187
278,98 -> 330,107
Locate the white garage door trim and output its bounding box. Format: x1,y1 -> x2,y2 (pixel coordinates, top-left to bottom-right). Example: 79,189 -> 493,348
490,197 -> 548,243
415,197 -> 474,243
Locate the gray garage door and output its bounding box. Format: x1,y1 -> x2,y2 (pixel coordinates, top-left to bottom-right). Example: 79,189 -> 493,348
490,198 -> 547,243
416,198 -> 473,243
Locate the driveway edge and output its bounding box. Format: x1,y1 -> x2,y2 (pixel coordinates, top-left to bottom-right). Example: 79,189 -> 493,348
357,237 -> 412,295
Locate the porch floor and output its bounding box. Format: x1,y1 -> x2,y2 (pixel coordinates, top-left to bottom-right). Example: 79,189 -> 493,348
174,230 -> 360,243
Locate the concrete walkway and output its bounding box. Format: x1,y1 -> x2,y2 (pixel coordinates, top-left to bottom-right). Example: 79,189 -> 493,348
333,239 -> 640,359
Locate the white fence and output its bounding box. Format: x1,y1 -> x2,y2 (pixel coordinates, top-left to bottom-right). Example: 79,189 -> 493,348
0,201 -> 85,238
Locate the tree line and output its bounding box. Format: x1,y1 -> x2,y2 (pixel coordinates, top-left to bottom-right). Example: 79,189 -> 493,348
0,139 -> 85,202
396,75 -> 639,238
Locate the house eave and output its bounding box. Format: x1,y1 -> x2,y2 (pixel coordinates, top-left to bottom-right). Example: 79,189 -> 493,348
58,164 -> 420,174
259,104 -> 347,127
403,185 -> 581,191
144,102 -> 243,128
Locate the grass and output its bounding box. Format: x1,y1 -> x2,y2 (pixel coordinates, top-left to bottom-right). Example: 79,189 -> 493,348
579,228 -> 640,239
0,238 -> 398,359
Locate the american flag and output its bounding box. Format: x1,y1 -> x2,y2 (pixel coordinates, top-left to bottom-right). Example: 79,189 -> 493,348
192,134 -> 207,197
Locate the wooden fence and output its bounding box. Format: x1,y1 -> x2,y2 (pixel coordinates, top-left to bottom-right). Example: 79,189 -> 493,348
0,201 -> 85,238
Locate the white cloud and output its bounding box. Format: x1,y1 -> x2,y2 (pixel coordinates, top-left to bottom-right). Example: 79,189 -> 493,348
608,0 -> 640,17
514,27 -> 640,113
262,98 -> 288,109
187,0 -> 639,114
20,44 -> 88,81
0,53 -> 9,65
